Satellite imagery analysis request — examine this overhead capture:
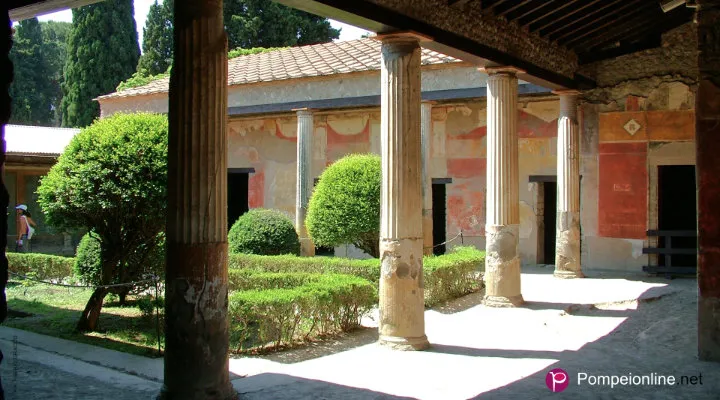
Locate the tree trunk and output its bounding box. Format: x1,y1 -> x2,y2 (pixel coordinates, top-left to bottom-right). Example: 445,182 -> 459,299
118,288 -> 128,306
75,287 -> 108,332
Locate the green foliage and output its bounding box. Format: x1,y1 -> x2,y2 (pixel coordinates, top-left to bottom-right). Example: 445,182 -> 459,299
423,246 -> 485,307
229,246 -> 486,307
37,113 -> 167,328
38,113 -> 168,235
9,18 -> 53,125
223,0 -> 339,50
41,21 -> 72,126
136,294 -> 163,319
116,70 -> 169,91
228,271 -> 376,351
61,0 -> 140,127
6,253 -> 74,282
74,233 -> 102,285
228,46 -> 286,59
138,0 -> 173,76
306,154 -> 381,257
228,209 -> 300,256
229,253 -> 381,283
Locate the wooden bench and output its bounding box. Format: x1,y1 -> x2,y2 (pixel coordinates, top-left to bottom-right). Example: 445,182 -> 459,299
642,230 -> 697,278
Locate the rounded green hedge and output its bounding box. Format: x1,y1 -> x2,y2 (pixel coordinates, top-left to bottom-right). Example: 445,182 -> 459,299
306,154 -> 381,258
74,233 -> 102,285
228,271 -> 377,351
228,209 -> 300,256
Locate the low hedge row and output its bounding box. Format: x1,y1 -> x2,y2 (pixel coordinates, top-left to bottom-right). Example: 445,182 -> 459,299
229,246 -> 485,307
7,253 -> 75,282
228,271 -> 376,351
229,253 -> 381,283
423,246 -> 485,307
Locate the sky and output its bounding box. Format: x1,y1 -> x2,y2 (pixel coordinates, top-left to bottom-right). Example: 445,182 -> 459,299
34,0 -> 370,48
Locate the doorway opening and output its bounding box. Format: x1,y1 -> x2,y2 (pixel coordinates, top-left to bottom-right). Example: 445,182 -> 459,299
530,176 -> 557,265
227,168 -> 252,230
431,178 -> 451,256
658,165 -> 697,268
543,181 -> 557,265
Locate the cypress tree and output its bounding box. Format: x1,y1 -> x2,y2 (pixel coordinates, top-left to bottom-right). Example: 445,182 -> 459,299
61,0 -> 140,128
41,21 -> 72,126
9,18 -> 53,125
138,0 -> 173,76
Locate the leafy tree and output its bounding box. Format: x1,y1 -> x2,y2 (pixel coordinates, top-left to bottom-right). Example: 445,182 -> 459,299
38,113 -> 168,332
306,154 -> 381,258
223,0 -> 340,50
137,0 -> 173,76
9,18 -> 53,125
61,0 -> 140,128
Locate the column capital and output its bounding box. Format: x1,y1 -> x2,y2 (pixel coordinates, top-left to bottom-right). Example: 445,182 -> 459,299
374,31 -> 432,44
552,89 -> 582,97
293,108 -> 315,116
479,66 -> 525,75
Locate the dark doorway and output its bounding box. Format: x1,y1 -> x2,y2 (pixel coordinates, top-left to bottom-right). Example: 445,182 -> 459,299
432,182 -> 448,256
658,165 -> 697,267
543,181 -> 557,265
227,171 -> 249,230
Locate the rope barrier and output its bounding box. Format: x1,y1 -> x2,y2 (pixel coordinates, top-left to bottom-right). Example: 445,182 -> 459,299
423,230 -> 464,250
8,271 -> 159,289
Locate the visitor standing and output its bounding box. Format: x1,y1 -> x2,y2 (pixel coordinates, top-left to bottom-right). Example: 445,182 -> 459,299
15,204 -> 36,252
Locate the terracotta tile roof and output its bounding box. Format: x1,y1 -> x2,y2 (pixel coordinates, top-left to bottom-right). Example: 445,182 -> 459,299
97,38 -> 461,100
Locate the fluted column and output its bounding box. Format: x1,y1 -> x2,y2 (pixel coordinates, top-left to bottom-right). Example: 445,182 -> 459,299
696,0 -> 720,362
378,33 -> 429,351
482,67 -> 524,307
295,108 -> 315,257
421,101 -> 434,256
161,0 -> 235,399
553,90 -> 584,279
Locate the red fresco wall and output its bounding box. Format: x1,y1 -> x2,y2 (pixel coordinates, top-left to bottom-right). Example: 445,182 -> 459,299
248,171 -> 265,208
598,142 -> 648,239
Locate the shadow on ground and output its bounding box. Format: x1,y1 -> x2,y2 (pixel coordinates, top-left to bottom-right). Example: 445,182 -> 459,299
234,373 -> 415,399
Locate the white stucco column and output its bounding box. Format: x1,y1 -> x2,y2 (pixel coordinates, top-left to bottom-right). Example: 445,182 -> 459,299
377,33 -> 429,350
295,108 -> 315,257
482,66 -> 524,307
553,90 -> 584,279
421,101 -> 434,256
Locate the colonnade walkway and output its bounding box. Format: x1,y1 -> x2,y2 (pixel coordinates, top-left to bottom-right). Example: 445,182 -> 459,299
2,267 -> 718,399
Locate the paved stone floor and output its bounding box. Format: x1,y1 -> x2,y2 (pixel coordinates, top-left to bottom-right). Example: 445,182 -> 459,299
1,266 -> 719,399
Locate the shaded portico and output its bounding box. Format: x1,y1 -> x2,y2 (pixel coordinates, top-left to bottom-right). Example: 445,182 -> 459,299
3,1 -> 720,400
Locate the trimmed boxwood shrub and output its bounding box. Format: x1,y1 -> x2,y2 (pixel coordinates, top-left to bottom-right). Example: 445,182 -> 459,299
229,253 -> 381,283
228,271 -> 376,351
7,253 -> 74,282
228,208 -> 300,256
74,233 -> 102,285
306,154 -> 381,257
423,246 -> 485,307
229,245 -> 486,307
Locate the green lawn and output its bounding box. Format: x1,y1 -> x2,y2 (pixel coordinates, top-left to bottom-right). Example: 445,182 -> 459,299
5,280 -> 164,357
